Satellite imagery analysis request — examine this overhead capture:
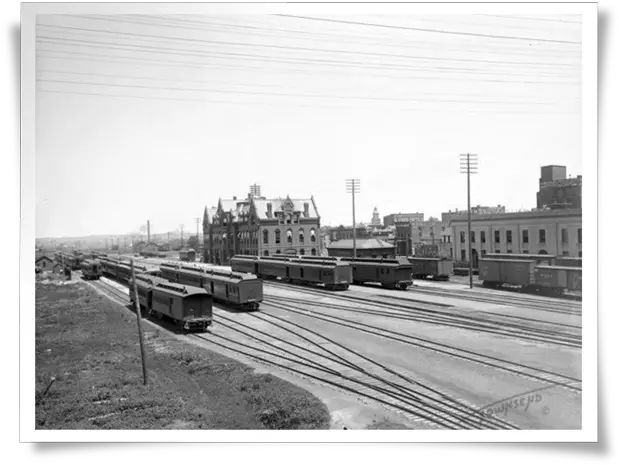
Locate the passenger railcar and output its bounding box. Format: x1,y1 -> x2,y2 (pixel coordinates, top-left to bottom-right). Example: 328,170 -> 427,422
231,255 -> 352,291
130,275 -> 212,332
161,262 -> 263,310
80,259 -> 102,280
342,257 -> 412,290
407,256 -> 453,281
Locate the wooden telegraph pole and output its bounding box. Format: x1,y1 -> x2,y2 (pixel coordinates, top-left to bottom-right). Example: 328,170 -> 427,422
130,259 -> 148,385
460,154 -> 478,289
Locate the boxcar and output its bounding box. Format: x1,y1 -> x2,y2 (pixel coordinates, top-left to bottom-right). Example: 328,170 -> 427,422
80,259 -> 102,280
407,257 -> 453,280
479,258 -> 536,288
534,265 -> 582,294
162,262 -> 263,310
179,249 -> 196,262
148,281 -> 213,332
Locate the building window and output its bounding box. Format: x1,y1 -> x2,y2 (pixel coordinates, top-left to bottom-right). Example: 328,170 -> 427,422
539,249 -> 548,254
299,228 -> 305,244
310,229 -> 316,243
311,248 -> 316,256
506,230 -> 512,244
461,250 -> 466,261
523,230 -> 529,244
275,229 -> 281,244
460,231 -> 465,243
563,251 -> 569,256
494,230 -> 500,243
263,230 -> 269,244
481,231 -> 486,244
471,231 -> 476,243
507,250 -> 512,254
562,229 -> 568,244
286,229 -> 293,245
523,250 -> 529,254
578,228 -> 582,244
481,250 -> 487,256
300,249 -> 305,255
286,215 -> 291,224
578,251 -> 582,257
539,229 -> 546,243
276,250 -> 281,254
263,250 -> 269,256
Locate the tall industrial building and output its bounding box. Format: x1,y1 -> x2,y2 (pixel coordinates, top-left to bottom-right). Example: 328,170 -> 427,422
536,165 -> 582,210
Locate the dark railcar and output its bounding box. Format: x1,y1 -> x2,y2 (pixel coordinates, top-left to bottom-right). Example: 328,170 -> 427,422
407,256 -> 453,280
80,259 -> 102,280
148,281 -> 213,332
162,262 -> 263,310
230,255 -> 352,290
344,257 -> 412,290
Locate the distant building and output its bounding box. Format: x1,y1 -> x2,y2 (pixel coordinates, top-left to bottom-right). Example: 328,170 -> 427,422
327,225 -> 370,242
370,207 -> 381,227
204,187 -> 321,265
451,208 -> 582,267
394,217 -> 450,257
327,238 -> 395,259
35,255 -> 55,272
536,165 -> 582,210
441,205 -> 506,223
383,212 -> 424,227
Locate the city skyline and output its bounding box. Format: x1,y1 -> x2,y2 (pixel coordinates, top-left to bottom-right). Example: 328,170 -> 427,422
34,8 -> 583,239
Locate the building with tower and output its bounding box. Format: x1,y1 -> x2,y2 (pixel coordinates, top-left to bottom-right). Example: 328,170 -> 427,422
370,207 -> 381,227
536,165 -> 582,210
203,186 -> 322,265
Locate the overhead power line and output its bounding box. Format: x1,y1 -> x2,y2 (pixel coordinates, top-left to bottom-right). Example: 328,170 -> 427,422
36,23 -> 579,68
37,50 -> 582,86
36,37 -> 579,80
273,15 -> 581,45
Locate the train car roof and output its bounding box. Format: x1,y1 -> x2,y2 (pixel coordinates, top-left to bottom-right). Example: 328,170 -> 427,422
345,257 -> 411,265
484,253 -> 556,259
408,256 -> 445,262
535,265 -> 583,271
480,258 -> 539,264
178,263 -> 259,281
153,281 -> 208,296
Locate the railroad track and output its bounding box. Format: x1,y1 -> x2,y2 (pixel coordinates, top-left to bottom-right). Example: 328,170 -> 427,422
193,313 -> 519,430
265,281 -> 581,347
262,297 -> 582,396
410,286 -> 582,316
86,273 -> 517,429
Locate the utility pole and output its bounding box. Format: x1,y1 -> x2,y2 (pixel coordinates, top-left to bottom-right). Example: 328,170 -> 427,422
460,153 -> 478,289
195,217 -> 200,251
345,179 -> 360,259
180,224 -> 184,249
130,259 -> 148,385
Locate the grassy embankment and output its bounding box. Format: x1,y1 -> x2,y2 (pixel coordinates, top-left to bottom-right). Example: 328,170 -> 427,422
35,276 -> 331,429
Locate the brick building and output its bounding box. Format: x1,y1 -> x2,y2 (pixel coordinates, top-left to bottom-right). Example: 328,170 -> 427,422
327,238 -> 395,258
204,189 -> 321,265
450,208 -> 582,268
536,165 -> 582,210
383,212 -> 424,227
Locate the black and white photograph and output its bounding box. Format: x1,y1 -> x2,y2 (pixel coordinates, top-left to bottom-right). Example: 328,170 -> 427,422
19,1 -> 598,443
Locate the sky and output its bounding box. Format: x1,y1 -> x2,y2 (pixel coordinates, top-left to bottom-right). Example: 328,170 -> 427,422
34,9 -> 583,239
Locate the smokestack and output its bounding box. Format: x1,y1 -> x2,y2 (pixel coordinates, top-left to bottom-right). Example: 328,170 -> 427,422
147,220 -> 151,243
267,202 -> 273,218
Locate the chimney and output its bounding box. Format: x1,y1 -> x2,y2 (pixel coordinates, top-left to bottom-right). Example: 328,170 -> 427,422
304,202 -> 309,217
267,202 -> 273,218
233,196 -> 237,201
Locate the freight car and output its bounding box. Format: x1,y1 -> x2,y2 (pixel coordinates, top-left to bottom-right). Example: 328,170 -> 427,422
80,259 -> 102,280
160,262 -> 263,310
129,273 -> 212,332
407,256 -> 453,281
231,255 -> 352,290
479,257 -> 582,296
554,256 -> 582,268
179,249 -> 196,262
